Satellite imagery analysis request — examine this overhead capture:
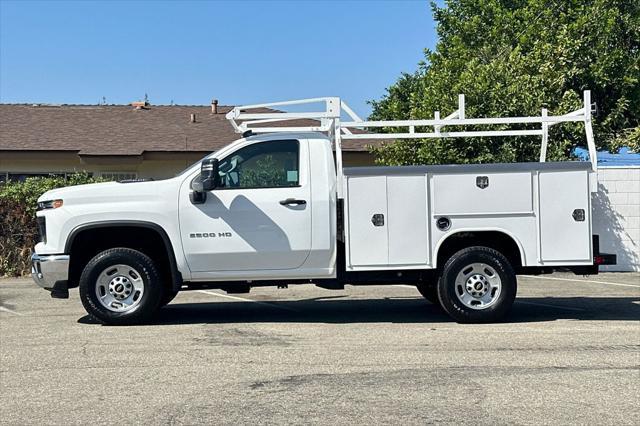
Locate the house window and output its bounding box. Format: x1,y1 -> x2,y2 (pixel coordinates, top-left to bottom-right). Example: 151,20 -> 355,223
100,172 -> 138,181
4,172 -> 66,182
0,172 -> 94,183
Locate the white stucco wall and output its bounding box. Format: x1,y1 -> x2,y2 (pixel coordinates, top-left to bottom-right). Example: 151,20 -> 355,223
592,166 -> 640,272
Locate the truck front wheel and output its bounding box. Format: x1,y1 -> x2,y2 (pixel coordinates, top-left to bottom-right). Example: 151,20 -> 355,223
437,246 -> 516,323
79,248 -> 164,325
416,284 -> 441,307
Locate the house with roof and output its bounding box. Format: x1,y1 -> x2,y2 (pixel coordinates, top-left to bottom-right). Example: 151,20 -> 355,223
0,100 -> 376,182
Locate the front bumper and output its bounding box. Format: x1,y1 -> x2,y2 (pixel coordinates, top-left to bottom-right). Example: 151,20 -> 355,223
31,253 -> 70,290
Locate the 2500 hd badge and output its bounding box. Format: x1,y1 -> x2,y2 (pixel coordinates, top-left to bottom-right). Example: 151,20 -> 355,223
189,232 -> 233,238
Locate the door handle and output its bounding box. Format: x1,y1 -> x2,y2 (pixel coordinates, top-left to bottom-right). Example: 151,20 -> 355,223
279,198 -> 307,206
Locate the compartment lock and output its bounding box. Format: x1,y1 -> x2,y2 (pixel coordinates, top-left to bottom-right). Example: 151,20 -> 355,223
371,214 -> 385,226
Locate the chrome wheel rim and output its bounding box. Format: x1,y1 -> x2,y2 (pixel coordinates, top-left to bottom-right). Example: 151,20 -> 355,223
95,264 -> 144,312
454,262 -> 501,310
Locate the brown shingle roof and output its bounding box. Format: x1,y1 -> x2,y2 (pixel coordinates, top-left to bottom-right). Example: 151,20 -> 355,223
0,103 -> 376,156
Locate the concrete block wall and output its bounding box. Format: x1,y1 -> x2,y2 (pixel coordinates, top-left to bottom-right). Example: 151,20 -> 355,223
592,166 -> 640,271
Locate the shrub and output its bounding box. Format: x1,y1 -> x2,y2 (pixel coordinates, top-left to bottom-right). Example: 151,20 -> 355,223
0,173 -> 103,277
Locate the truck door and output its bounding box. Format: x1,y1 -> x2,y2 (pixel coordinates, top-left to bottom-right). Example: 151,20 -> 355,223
178,139 -> 312,272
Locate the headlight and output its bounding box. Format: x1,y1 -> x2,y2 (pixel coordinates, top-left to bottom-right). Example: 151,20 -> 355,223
37,199 -> 63,211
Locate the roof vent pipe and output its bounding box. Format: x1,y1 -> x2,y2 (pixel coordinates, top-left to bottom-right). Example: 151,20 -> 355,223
190,113 -> 196,123
211,99 -> 218,114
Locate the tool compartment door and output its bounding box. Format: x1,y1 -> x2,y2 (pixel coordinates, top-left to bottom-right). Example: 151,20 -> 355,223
387,175 -> 429,265
346,176 -> 388,266
432,172 -> 532,215
538,170 -> 591,262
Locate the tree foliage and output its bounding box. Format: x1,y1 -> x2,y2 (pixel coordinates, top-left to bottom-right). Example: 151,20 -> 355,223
240,155 -> 290,188
369,0 -> 639,165
0,173 -> 103,276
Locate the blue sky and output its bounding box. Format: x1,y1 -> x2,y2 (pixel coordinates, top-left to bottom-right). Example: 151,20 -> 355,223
0,0 -> 437,117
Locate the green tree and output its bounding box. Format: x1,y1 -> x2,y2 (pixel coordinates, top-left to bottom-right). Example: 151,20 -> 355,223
0,173 -> 103,276
240,155 -> 289,188
370,0 -> 639,165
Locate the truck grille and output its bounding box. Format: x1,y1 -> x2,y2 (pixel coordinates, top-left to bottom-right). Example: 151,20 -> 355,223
36,217 -> 46,244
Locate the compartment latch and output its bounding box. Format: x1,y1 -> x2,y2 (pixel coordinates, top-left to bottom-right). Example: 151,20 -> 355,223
371,214 -> 385,226
476,176 -> 489,189
572,209 -> 585,222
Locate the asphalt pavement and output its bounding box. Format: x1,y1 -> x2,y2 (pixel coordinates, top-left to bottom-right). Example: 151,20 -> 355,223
1,272 -> 639,425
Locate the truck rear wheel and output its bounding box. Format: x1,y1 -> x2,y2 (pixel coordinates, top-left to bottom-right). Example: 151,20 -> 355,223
437,246 -> 516,323
79,248 -> 163,325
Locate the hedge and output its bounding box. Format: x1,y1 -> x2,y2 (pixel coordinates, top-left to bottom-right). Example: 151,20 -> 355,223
0,173 -> 103,277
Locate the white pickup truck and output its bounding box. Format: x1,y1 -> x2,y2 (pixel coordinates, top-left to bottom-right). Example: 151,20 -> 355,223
31,91 -> 615,324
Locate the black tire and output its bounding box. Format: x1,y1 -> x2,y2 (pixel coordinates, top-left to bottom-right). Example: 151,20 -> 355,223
160,290 -> 179,307
416,284 -> 441,306
79,248 -> 164,325
437,246 -> 517,323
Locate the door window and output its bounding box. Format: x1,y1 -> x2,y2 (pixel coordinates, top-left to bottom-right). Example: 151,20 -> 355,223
200,140 -> 300,190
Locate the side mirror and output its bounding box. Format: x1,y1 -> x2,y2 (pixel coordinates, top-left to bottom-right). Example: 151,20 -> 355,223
191,158 -> 219,204
198,158 -> 220,191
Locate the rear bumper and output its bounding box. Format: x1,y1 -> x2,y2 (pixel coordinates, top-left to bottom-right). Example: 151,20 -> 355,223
31,253 -> 69,290
564,236 -> 616,275
590,234 -> 617,272
595,253 -> 617,266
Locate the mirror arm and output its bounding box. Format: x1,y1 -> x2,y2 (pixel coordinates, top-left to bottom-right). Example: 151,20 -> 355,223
190,190 -> 206,205
192,180 -> 204,192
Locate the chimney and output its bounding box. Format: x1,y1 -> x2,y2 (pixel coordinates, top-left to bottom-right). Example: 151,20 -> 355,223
190,113 -> 197,123
131,100 -> 149,110
211,99 -> 218,114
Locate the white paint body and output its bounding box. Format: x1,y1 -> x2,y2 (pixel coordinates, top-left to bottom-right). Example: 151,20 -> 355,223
35,132 -> 595,283
343,164 -> 594,271
36,133 -> 337,282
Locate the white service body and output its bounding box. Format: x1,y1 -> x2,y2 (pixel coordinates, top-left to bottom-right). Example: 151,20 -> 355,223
343,162 -> 593,271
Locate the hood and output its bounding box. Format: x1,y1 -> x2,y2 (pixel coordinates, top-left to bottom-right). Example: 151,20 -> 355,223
38,181 -> 119,202
37,179 -> 176,204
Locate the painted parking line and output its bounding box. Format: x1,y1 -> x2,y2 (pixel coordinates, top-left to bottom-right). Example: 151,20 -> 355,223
400,278 -> 639,289
0,306 -> 24,316
521,275 -> 640,288
196,290 -> 300,312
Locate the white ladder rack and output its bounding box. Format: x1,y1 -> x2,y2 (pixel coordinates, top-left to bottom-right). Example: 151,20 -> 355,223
226,91 -> 597,196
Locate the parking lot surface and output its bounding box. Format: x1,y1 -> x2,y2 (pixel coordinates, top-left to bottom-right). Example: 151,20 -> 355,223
1,273 -> 639,425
